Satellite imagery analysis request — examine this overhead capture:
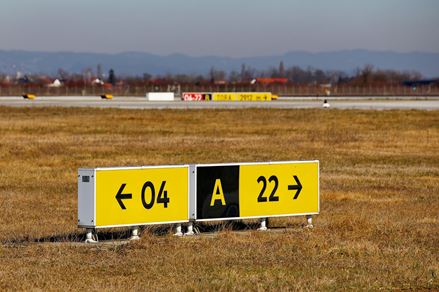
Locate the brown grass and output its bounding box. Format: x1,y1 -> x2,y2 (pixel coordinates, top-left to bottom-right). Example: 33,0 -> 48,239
0,106 -> 438,290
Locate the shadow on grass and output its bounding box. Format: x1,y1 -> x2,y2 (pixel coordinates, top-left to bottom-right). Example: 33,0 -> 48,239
1,220 -> 287,245
194,220 -> 261,233
1,226 -> 171,245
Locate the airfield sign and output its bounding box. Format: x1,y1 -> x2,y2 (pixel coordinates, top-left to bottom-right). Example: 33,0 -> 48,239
78,166 -> 189,228
78,161 -> 319,231
194,161 -> 319,220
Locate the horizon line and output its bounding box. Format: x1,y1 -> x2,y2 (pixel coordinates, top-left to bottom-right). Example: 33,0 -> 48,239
1,48 -> 439,59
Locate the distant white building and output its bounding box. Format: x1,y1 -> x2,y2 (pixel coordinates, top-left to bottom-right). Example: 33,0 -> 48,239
48,79 -> 62,87
92,78 -> 104,85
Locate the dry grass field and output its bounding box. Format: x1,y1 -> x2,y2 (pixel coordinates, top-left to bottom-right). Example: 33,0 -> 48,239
0,106 -> 438,290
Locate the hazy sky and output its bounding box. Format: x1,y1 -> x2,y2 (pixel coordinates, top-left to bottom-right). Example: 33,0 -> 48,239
1,0 -> 438,57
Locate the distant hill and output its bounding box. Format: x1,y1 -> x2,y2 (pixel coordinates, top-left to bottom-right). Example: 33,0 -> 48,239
1,49 -> 438,77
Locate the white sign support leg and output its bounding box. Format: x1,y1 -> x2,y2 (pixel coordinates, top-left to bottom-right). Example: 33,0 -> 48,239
85,228 -> 98,243
305,215 -> 313,228
130,226 -> 140,240
185,221 -> 195,236
258,218 -> 268,231
174,224 -> 183,236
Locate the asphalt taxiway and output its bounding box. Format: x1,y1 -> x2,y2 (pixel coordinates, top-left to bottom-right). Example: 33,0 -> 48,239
0,96 -> 438,110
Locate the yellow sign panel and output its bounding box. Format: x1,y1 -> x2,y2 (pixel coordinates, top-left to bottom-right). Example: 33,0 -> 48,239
212,92 -> 272,101
95,166 -> 188,227
239,161 -> 319,217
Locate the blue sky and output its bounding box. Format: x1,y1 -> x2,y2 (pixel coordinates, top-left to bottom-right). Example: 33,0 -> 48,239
1,0 -> 438,56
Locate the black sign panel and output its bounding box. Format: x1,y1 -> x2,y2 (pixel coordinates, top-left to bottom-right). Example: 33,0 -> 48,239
196,165 -> 239,219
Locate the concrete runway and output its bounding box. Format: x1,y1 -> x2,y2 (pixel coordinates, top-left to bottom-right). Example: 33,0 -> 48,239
1,96 -> 438,110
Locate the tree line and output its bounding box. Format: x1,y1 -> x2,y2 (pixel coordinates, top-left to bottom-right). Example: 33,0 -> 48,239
0,62 -> 428,87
